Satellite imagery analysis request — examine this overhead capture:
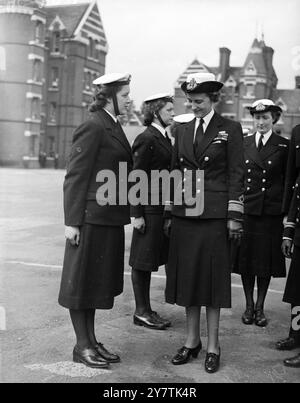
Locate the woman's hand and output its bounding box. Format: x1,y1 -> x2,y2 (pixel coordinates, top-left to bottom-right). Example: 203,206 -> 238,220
65,226 -> 80,246
163,219 -> 172,238
282,239 -> 293,258
227,220 -> 243,243
134,217 -> 146,234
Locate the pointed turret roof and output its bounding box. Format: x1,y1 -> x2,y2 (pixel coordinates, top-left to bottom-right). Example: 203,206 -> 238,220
242,37 -> 277,84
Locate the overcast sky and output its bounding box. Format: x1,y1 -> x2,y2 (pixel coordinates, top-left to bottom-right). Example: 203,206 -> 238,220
48,0 -> 300,107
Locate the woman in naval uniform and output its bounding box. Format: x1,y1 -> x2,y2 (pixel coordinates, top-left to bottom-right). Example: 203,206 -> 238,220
129,94 -> 174,330
233,100 -> 289,327
276,124 -> 300,368
165,72 -> 244,373
58,73 -> 133,369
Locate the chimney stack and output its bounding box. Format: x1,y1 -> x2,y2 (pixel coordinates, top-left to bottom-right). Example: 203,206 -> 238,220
219,47 -> 231,82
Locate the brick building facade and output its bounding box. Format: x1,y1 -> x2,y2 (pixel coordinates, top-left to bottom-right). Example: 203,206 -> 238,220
0,0 -> 107,168
174,38 -> 300,138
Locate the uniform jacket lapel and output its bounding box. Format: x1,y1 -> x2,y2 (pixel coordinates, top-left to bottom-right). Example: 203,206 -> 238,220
244,135 -> 265,169
182,118 -> 199,167
259,132 -> 283,161
195,113 -> 223,160
150,126 -> 172,155
96,110 -> 132,159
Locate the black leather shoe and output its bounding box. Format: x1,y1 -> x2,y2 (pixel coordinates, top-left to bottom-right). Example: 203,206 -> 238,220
205,348 -> 221,374
73,346 -> 110,369
284,353 -> 300,368
276,337 -> 300,351
242,307 -> 255,325
255,309 -> 268,327
151,311 -> 171,327
94,343 -> 120,363
171,341 -> 202,365
133,313 -> 167,330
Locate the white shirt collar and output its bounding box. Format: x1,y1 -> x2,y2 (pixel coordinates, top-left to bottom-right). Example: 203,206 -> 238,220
103,108 -> 118,123
194,109 -> 215,136
151,122 -> 166,137
255,129 -> 273,146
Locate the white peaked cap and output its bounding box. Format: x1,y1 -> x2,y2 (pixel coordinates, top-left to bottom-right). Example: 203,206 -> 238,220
93,72 -> 131,86
173,113 -> 195,123
251,99 -> 275,108
186,72 -> 217,84
144,93 -> 173,103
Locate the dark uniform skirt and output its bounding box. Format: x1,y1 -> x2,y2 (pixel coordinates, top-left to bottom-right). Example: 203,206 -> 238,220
232,215 -> 286,278
283,246 -> 300,305
129,213 -> 169,272
58,224 -> 125,310
165,217 -> 231,308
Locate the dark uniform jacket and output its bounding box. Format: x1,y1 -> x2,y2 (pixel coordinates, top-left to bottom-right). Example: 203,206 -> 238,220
283,176 -> 300,247
167,112 -> 244,220
64,109 -> 133,227
282,125 -> 300,213
130,125 -> 172,218
243,132 -> 289,216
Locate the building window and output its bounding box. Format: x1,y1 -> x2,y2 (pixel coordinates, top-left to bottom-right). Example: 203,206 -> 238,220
35,21 -> 43,43
51,67 -> 59,87
84,71 -> 92,90
52,31 -> 60,53
245,83 -> 255,98
89,37 -> 94,58
243,106 -> 252,120
29,135 -> 37,157
49,102 -> 57,123
33,59 -> 42,82
94,40 -> 99,60
226,86 -> 235,103
31,98 -> 40,120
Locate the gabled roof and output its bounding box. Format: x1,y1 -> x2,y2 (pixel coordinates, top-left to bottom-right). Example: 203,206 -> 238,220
45,3 -> 90,36
176,59 -> 214,87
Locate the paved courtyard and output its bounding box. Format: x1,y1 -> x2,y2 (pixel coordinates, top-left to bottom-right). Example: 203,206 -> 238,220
0,168 -> 299,383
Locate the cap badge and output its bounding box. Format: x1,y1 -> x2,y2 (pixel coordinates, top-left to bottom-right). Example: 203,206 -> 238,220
255,103 -> 266,111
187,78 -> 197,91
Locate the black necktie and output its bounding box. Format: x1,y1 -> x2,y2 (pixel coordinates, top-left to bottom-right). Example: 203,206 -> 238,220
194,118 -> 205,153
164,131 -> 172,145
257,133 -> 265,151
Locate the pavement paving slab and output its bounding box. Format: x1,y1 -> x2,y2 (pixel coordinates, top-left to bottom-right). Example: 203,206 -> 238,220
0,169 -> 299,383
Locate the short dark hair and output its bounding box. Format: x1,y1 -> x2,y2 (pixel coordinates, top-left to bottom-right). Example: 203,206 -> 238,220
252,110 -> 282,125
205,92 -> 221,103
142,97 -> 173,126
88,84 -> 125,112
